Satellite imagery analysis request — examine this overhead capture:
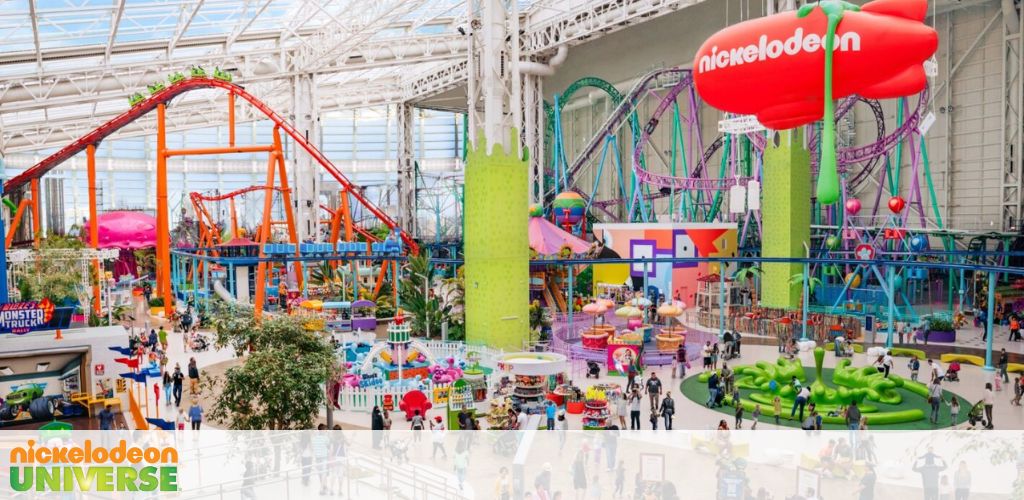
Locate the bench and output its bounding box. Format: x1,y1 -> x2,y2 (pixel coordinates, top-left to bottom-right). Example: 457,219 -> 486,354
940,353 -> 985,366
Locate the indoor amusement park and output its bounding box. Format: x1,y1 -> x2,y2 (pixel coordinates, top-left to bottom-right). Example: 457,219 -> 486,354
0,0 -> 1023,499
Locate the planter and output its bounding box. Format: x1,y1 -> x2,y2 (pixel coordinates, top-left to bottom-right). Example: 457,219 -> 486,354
565,401 -> 585,414
917,329 -> 956,343
545,392 -> 565,406
149,307 -> 164,317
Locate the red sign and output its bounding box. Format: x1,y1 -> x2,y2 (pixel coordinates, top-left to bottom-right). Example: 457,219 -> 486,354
382,394 -> 394,411
693,0 -> 937,130
884,228 -> 906,240
855,244 -> 875,261
94,364 -> 105,376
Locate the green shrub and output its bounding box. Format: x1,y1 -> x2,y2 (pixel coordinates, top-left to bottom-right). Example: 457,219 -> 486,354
926,316 -> 954,332
148,297 -> 164,308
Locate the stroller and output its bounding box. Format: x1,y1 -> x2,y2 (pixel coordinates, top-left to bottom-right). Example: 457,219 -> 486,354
586,361 -> 601,379
945,362 -> 961,382
190,332 -> 211,352
967,400 -> 991,428
492,432 -> 518,456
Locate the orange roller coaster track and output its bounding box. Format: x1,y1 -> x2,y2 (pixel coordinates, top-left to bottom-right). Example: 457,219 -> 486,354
4,77 -> 418,255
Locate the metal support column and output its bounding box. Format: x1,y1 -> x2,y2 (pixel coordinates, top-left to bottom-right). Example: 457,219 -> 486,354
292,74 -> 322,242
1001,0 -> 1023,230
397,103 -> 417,238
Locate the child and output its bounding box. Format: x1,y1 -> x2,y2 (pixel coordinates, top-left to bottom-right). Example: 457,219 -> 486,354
614,460 -> 625,496
909,356 -> 920,382
735,402 -> 744,429
773,396 -> 782,425
1014,375 -> 1023,406
751,405 -> 761,430
949,398 -> 960,424
175,408 -> 186,431
649,407 -> 659,430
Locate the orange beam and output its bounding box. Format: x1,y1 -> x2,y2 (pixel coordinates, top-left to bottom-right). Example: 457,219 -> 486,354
229,198 -> 238,239
273,127 -> 303,291
164,145 -> 274,157
87,144 -> 101,315
253,151 -> 277,321
5,199 -> 32,248
372,261 -> 388,298
30,179 -> 40,248
228,92 -> 236,147
156,103 -> 173,317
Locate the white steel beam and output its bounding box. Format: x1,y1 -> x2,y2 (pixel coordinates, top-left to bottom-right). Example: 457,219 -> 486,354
106,0 -> 127,62
27,0 -> 42,71
169,0 -> 207,53
1002,0 -> 1023,230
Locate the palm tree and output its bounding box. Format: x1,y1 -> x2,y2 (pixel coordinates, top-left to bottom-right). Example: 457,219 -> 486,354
309,262 -> 341,298
797,0 -> 861,205
790,272 -> 823,340
732,266 -> 762,309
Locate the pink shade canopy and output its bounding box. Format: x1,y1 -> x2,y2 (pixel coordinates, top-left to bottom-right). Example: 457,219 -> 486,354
528,216 -> 590,256
83,211 -> 156,249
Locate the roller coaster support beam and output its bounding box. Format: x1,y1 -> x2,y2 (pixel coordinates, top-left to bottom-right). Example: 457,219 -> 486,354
272,127 -> 303,292
156,103 -> 173,317
253,148 -> 278,321
30,179 -> 40,249
88,144 -> 101,316
5,199 -> 33,249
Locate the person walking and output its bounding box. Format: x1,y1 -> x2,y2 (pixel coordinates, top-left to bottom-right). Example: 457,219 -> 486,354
845,400 -> 862,430
1013,375 -> 1023,406
371,406 -> 385,449
706,370 -> 720,408
702,341 -> 712,371
913,449 -> 947,500
711,343 -> 720,370
1010,316 -> 1020,342
545,400 -> 557,430
882,350 -> 894,378
660,392 -> 675,430
982,383 -> 994,429
645,372 -> 662,411
751,405 -> 761,430
928,379 -> 945,425
674,344 -> 687,378
615,393 -> 627,429
171,364 -> 184,407
187,358 -> 200,394
98,404 -> 115,430
495,467 -> 512,500
430,416 -> 447,459
162,370 -> 172,406
158,327 -> 168,352
949,397 -> 960,424
628,388 -> 642,430
773,396 -> 782,425
909,356 -> 921,382
312,424 -> 331,495
410,409 -> 424,441
953,461 -> 971,500
998,349 -> 1009,384
187,399 -> 203,430
858,463 -> 877,500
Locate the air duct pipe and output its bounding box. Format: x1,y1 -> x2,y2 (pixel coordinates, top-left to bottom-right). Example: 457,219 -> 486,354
518,45 -> 568,76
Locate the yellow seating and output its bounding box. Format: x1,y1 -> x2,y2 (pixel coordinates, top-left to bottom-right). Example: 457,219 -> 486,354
1007,363 -> 1024,373
940,353 -> 985,366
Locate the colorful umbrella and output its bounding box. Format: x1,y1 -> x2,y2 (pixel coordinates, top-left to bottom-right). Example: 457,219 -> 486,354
615,306 -> 642,318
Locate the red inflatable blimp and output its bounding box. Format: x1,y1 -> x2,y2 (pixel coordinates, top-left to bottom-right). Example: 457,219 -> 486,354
693,0 -> 937,130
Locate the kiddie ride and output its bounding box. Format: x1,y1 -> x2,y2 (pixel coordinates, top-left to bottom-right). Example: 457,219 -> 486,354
0,383 -> 85,424
338,316 -> 469,388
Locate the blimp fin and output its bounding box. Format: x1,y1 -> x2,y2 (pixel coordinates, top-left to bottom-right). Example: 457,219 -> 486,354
857,64 -> 927,100
860,0 -> 928,22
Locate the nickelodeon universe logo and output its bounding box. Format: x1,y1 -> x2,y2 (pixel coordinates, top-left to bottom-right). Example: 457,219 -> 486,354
8,440 -> 178,493
698,28 -> 862,73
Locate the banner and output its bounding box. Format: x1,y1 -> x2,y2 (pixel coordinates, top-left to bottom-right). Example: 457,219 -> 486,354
0,300 -> 74,334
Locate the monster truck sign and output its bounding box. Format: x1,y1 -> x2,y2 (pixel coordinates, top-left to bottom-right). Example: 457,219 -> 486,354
0,299 -> 72,334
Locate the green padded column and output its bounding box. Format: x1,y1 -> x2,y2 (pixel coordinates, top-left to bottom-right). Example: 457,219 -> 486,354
464,129 -> 530,350
761,128 -> 811,309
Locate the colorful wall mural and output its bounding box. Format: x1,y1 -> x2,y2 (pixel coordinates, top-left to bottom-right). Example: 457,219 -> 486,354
591,223 -> 738,305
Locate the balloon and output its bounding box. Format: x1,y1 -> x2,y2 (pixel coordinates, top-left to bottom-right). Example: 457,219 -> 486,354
888,196 -> 906,214
845,198 -> 862,215
769,380 -> 779,393
825,235 -> 841,250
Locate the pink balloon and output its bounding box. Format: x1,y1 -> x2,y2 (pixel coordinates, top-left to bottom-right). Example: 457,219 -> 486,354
844,199 -> 862,216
